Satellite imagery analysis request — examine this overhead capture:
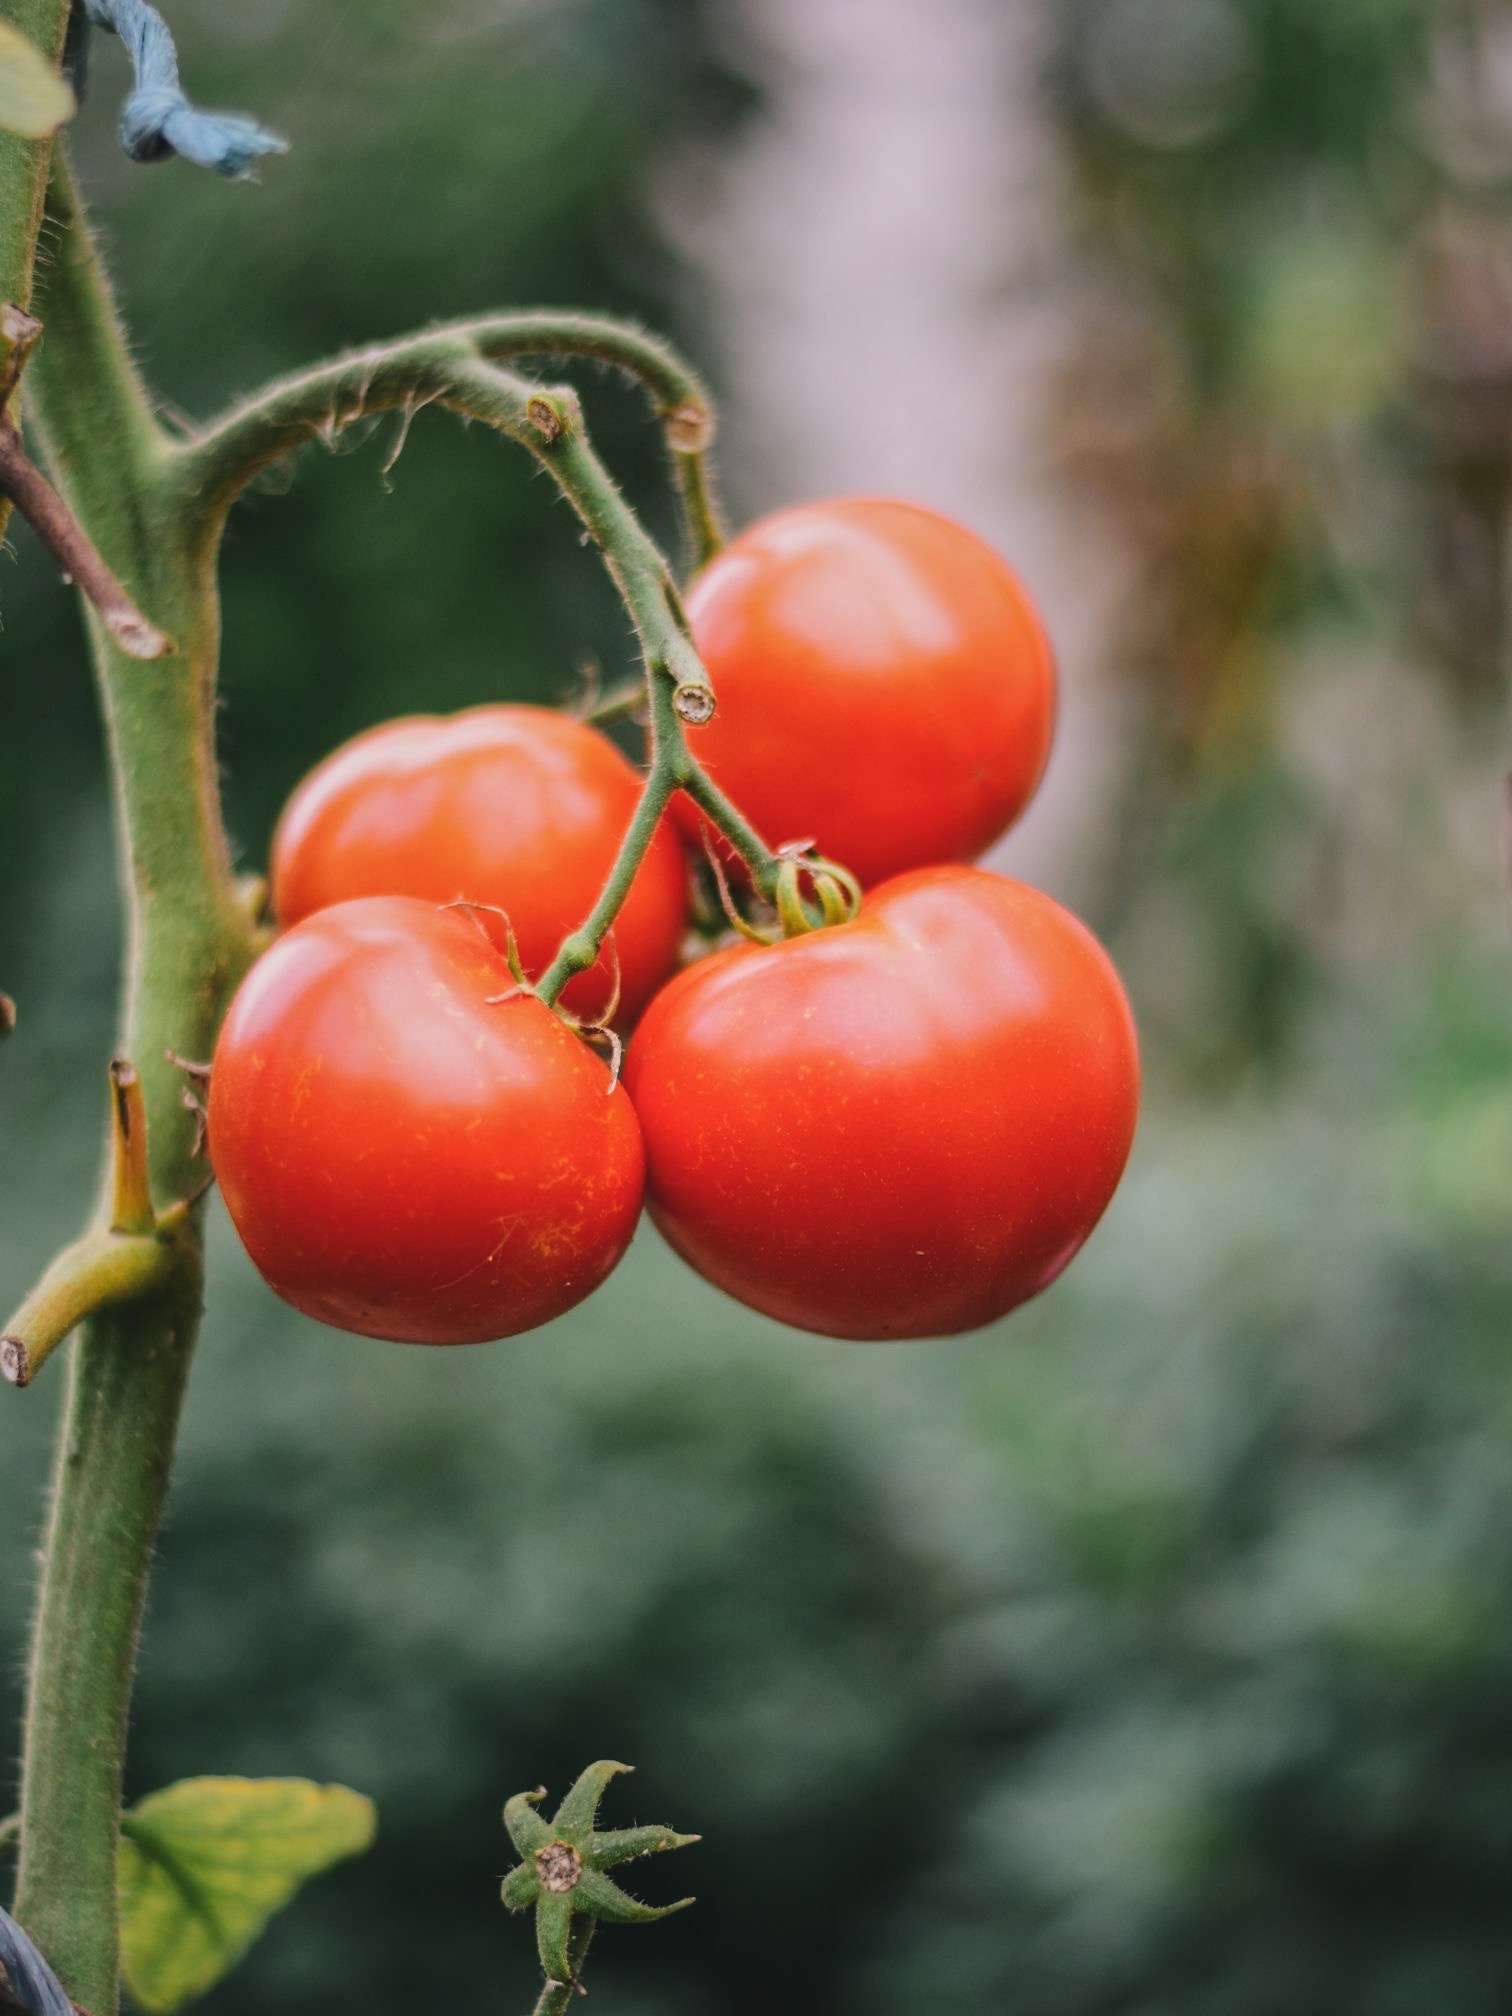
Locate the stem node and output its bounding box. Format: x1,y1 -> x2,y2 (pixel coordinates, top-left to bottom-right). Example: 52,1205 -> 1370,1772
672,682 -> 715,726
0,301 -> 42,409
526,391 -> 575,444
0,419 -> 173,660
665,401 -> 713,454
108,1056 -> 155,1235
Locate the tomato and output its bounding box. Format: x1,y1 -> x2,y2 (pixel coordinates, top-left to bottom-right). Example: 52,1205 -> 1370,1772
677,498 -> 1056,886
271,705 -> 687,1024
209,897 -> 645,1344
623,866 -> 1137,1340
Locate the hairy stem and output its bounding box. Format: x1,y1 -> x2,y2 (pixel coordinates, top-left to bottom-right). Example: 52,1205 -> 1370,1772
0,1225 -> 177,1388
0,420 -> 171,656
0,0 -> 72,313
10,156 -> 255,2014
0,0 -> 73,541
537,772 -> 675,1007
459,310 -> 726,570
531,1917 -> 596,2016
174,332 -> 787,977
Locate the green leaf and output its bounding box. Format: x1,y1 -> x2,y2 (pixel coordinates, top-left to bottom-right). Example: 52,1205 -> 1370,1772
118,1776 -> 376,2015
0,23 -> 73,139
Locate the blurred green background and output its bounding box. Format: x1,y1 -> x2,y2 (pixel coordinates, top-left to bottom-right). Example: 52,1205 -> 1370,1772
5,1 -> 1512,2010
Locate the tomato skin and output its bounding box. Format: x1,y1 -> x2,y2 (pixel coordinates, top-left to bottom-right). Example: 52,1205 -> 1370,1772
209,897 -> 645,1344
271,705 -> 687,1024
677,498 -> 1056,886
623,866 -> 1137,1341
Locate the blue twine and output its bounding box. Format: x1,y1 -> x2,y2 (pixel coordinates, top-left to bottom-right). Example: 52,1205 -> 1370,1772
78,0 -> 287,177
0,1907 -> 74,2016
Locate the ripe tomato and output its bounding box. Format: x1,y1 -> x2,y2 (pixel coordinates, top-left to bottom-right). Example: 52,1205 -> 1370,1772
209,897 -> 645,1344
623,866 -> 1137,1340
271,705 -> 687,1025
677,498 -> 1056,886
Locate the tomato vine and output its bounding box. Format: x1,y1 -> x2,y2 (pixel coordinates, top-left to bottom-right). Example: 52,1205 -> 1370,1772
0,23 -> 756,2006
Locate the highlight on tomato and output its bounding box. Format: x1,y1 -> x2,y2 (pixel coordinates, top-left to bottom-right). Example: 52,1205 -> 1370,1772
270,704 -> 688,1025
623,865 -> 1138,1341
208,896 -> 645,1344
677,497 -> 1057,887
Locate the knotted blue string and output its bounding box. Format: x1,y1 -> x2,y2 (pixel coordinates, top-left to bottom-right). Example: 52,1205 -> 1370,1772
0,1907 -> 74,2016
77,0 -> 287,177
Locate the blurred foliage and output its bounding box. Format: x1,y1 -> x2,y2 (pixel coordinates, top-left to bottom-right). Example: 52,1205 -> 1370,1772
3,3 -> 1512,2015
1048,0 -> 1512,1077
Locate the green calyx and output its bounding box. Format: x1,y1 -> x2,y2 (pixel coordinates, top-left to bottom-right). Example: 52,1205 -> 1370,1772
698,826 -> 865,947
500,1762 -> 698,1996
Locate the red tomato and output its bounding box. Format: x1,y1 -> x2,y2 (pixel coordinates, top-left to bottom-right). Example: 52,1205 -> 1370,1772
209,897 -> 645,1344
677,498 -> 1056,886
271,705 -> 687,1024
623,866 -> 1137,1340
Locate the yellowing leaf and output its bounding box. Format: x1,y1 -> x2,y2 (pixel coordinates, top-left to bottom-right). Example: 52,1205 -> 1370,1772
119,1776 -> 376,2015
0,23 -> 73,139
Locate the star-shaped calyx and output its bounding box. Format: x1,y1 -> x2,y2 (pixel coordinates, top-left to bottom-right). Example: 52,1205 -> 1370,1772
500,1761 -> 699,1992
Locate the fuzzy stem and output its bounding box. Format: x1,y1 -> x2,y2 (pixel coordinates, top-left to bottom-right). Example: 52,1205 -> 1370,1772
10,156 -> 256,2014
0,420 -> 172,656
436,309 -> 725,571
0,0 -> 72,312
0,0 -> 73,543
0,1225 -> 176,1388
531,1917 -> 596,2016
173,336 -> 788,965
537,768 -> 675,1007
179,308 -> 727,565
106,1057 -> 154,1234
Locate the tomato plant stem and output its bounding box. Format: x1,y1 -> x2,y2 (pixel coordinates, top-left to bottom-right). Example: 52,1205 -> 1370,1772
0,0 -> 73,548
176,331 -> 786,988
531,1917 -> 596,2015
10,156 -> 258,2013
460,310 -> 726,572
0,1225 -> 178,1389
0,0 -> 71,313
6,134 -> 737,2011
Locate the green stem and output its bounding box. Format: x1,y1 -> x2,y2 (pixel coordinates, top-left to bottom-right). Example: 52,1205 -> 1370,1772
578,675 -> 644,726
456,309 -> 726,571
0,1225 -> 178,1388
174,337 -> 788,981
531,1917 -> 596,2016
10,156 -> 256,2014
178,308 -> 726,568
0,0 -> 72,547
0,0 -> 72,313
536,768 -> 675,1008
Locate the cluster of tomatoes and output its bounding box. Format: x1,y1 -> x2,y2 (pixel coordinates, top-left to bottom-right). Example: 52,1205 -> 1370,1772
208,498 -> 1140,1346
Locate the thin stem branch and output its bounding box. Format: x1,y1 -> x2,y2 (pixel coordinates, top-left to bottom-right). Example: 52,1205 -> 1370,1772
537,768 -> 675,1006
174,308 -> 726,568
172,328 -> 787,996
459,310 -> 726,570
0,421 -> 171,657
0,1225 -> 176,1389
106,1057 -> 155,1233
576,674 -> 644,726
531,1916 -> 596,2016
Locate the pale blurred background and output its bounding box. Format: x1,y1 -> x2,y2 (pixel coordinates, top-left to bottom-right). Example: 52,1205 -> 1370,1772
5,3 -> 1512,2011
